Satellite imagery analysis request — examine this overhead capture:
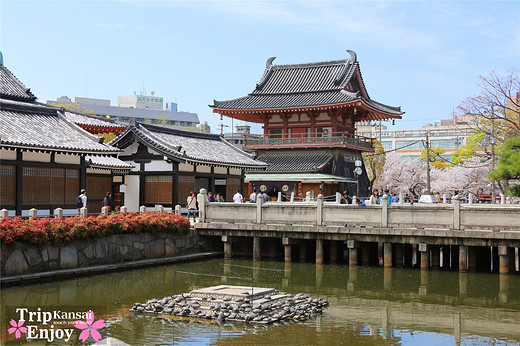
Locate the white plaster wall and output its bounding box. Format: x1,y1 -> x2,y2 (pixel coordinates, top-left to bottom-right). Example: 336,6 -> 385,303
196,166 -> 211,173
55,154 -> 81,164
214,167 -> 227,174
22,152 -> 51,162
125,175 -> 140,212
113,176 -> 123,183
229,168 -> 242,176
0,149 -> 17,160
179,163 -> 194,172
121,142 -> 139,156
316,112 -> 330,121
145,160 -> 172,171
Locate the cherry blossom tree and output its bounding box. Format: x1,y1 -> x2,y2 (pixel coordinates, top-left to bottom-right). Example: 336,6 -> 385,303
378,152 -> 426,196
431,157 -> 491,196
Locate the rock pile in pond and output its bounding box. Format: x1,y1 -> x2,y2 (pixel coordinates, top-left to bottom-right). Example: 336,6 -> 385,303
130,285 -> 329,324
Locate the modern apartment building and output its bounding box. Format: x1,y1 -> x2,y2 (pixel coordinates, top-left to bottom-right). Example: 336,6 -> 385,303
356,115 -> 478,160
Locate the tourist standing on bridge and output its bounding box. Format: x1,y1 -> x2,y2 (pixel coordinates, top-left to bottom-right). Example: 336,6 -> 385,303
249,189 -> 257,203
186,192 -> 198,222
380,189 -> 392,205
341,191 -> 352,204
233,190 -> 244,203
369,189 -> 380,205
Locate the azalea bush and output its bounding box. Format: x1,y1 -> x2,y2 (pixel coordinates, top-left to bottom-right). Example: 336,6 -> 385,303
0,212 -> 190,246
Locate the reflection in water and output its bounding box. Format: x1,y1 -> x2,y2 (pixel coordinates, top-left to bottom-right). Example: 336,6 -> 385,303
1,259 -> 520,345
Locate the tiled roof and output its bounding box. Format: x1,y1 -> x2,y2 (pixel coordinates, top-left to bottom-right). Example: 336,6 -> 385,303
255,150 -> 333,172
246,172 -> 357,183
212,51 -> 403,116
85,155 -> 134,172
111,122 -> 267,169
64,110 -> 126,129
0,99 -> 120,154
0,65 -> 36,102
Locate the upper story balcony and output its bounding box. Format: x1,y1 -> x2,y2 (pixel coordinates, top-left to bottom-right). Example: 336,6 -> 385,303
243,132 -> 374,151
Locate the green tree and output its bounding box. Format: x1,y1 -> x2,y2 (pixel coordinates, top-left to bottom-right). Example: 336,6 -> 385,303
488,136 -> 520,196
420,147 -> 450,170
50,103 -> 95,115
362,139 -> 385,192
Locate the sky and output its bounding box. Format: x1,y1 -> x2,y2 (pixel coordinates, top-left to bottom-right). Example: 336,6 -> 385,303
0,0 -> 518,135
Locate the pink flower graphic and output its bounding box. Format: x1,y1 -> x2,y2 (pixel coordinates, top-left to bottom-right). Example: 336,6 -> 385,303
7,319 -> 27,339
74,311 -> 105,342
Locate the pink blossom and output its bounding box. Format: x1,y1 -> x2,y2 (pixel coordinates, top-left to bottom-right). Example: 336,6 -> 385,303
74,311 -> 106,342
7,319 -> 27,339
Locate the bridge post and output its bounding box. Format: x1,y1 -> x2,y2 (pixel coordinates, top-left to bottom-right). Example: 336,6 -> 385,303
54,208 -> 63,219
498,246 -> 510,274
316,238 -> 324,264
347,240 -> 357,267
174,204 -> 181,215
330,241 -> 338,263
300,242 -> 307,262
361,243 -> 370,265
277,191 -> 282,202
431,245 -> 440,269
384,242 -> 392,268
419,243 -> 429,270
459,245 -> 468,272
316,194 -> 323,226
336,192 -> 341,204
452,197 -> 462,230
253,235 -> 261,261
399,192 -> 403,204
381,198 -> 388,228
199,189 -> 207,223
395,243 -> 404,267
256,196 -> 262,224
222,235 -> 232,259
468,246 -> 477,272
290,191 -> 295,202
282,237 -> 291,262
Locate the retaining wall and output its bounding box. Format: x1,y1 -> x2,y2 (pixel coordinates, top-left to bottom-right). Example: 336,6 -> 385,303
1,230 -> 200,277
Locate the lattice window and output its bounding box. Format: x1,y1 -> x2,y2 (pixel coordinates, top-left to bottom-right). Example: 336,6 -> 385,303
145,175 -> 173,204
177,175 -> 195,204
0,165 -> 16,206
22,167 -> 80,206
86,176 -> 112,211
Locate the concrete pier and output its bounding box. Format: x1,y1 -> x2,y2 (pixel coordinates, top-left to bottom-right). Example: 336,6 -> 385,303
316,239 -> 324,264
253,236 -> 261,261
348,240 -> 357,267
384,242 -> 392,268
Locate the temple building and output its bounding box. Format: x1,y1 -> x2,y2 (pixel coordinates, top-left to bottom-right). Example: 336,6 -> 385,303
211,51 -> 404,199
0,61 -> 132,216
109,122 -> 267,211
63,109 -> 126,136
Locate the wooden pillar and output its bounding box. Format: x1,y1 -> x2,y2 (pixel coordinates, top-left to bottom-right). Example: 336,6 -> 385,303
222,235 -> 232,259
431,245 -> 440,269
459,245 -> 468,272
468,246 -> 478,272
330,241 -> 338,263
300,242 -> 307,262
282,237 -> 291,263
253,236 -> 261,261
384,242 -> 392,268
316,239 -> 324,264
395,243 -> 404,267
419,243 -> 429,270
498,246 -> 510,275
348,240 -> 357,267
361,243 -> 370,266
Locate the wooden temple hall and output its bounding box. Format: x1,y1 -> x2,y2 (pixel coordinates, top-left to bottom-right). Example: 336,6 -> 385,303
0,61 -> 134,216
211,50 -> 404,198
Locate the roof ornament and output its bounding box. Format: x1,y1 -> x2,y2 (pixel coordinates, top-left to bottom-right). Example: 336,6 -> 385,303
255,57 -> 277,90
346,50 -> 357,63
266,57 -> 276,69
177,145 -> 182,152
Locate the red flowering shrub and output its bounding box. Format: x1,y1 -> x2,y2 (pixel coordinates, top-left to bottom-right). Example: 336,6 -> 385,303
0,212 -> 190,246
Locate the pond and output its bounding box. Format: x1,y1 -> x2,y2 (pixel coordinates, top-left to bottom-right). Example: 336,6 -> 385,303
2,259 -> 519,345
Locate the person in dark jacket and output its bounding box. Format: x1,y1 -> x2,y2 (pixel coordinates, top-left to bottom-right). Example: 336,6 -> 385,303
103,192 -> 116,213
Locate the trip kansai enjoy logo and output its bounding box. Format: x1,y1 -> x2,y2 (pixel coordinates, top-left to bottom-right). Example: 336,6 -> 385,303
7,308 -> 105,343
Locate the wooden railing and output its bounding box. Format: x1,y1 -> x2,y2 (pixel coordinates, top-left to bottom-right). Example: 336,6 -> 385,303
243,132 -> 373,150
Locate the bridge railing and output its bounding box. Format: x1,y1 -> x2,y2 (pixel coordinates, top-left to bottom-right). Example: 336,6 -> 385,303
197,189 -> 520,231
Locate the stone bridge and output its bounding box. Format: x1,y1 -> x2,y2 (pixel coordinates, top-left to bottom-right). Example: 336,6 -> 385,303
193,190 -> 520,274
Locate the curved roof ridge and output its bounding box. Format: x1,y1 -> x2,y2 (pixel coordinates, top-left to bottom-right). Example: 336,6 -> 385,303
271,59 -> 349,70
139,121 -> 221,140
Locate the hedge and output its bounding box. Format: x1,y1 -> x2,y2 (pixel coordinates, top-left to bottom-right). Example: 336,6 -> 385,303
0,212 -> 191,246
